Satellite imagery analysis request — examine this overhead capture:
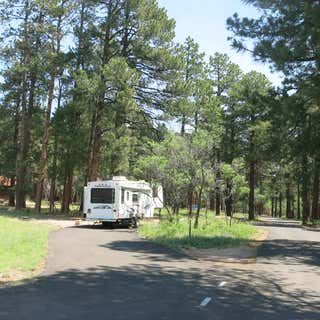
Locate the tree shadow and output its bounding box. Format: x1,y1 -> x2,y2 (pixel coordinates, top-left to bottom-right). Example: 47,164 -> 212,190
100,240 -> 187,262
257,239 -> 320,268
0,264 -> 319,320
254,221 -> 302,229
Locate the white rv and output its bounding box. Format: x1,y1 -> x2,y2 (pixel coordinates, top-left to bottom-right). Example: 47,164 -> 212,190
83,176 -> 163,227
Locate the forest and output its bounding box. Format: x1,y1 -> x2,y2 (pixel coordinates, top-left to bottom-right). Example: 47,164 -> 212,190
0,0 -> 319,224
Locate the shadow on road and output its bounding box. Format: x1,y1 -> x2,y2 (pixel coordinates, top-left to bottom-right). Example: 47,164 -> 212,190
255,221 -> 302,229
100,240 -> 187,261
0,263 -> 319,320
257,239 -> 320,268
73,223 -> 133,230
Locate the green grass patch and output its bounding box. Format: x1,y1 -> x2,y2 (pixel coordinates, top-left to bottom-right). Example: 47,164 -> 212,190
0,216 -> 57,277
139,217 -> 260,249
155,208 -> 257,221
0,205 -> 81,220
305,220 -> 320,227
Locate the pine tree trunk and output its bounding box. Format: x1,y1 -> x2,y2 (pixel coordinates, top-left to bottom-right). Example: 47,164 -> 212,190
35,75 -> 55,212
302,117 -> 312,223
15,0 -> 30,209
9,98 -> 20,207
9,177 -> 15,207
49,80 -> 63,213
16,74 -> 36,209
209,190 -> 215,211
34,10 -> 62,212
297,183 -> 301,220
225,180 -> 233,217
61,170 -> 73,213
181,116 -> 186,135
248,160 -> 255,220
271,197 -> 274,217
89,101 -> 103,181
286,182 -> 293,219
194,109 -> 199,133
215,157 -> 221,216
49,158 -> 56,213
302,157 -> 310,224
311,158 -> 320,221
89,2 -> 114,180
194,189 -> 203,229
279,192 -> 282,218
248,116 -> 255,221
16,7 -> 42,209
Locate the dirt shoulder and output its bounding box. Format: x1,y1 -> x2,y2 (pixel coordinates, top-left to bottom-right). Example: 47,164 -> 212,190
181,229 -> 268,263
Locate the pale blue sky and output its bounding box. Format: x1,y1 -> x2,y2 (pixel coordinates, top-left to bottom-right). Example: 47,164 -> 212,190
157,0 -> 283,86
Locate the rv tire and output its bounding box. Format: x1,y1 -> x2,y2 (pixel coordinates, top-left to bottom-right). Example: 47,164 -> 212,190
102,221 -> 114,229
131,217 -> 139,228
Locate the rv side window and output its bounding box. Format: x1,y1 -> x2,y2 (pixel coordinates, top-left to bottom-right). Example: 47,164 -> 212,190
121,189 -> 125,204
132,193 -> 139,203
91,188 -> 115,204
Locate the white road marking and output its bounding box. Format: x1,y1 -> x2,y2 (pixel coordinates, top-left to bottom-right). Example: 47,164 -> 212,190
219,281 -> 227,287
200,297 -> 212,307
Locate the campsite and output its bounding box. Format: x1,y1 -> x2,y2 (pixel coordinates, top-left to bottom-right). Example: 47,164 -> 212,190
0,1 -> 319,319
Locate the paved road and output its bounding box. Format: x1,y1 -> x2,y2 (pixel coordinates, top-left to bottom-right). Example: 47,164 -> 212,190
0,217 -> 319,320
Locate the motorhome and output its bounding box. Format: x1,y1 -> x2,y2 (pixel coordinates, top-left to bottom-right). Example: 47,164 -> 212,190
83,176 -> 163,227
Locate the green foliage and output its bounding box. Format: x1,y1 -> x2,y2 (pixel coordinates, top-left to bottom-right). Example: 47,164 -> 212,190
139,217 -> 259,249
0,0 -> 318,223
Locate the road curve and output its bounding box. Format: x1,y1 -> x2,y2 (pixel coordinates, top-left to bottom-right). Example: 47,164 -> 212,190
0,218 -> 319,320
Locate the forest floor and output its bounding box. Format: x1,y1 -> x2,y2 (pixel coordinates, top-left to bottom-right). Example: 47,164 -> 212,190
0,216 -> 319,319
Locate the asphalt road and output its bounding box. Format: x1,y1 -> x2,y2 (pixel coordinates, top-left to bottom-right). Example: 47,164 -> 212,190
0,217 -> 319,320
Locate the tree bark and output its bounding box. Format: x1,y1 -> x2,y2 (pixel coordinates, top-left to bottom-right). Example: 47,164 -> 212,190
248,160 -> 255,220
311,158 -> 320,220
61,170 -> 73,213
49,79 -> 63,213
89,1 -> 115,181
248,115 -> 255,221
16,6 -> 43,209
279,192 -> 282,218
209,190 -> 215,211
225,180 -> 233,217
34,74 -> 55,212
35,10 -> 63,212
297,183 -> 301,220
194,188 -> 203,229
215,157 -> 221,216
9,98 -> 20,207
286,182 -> 294,219
16,1 -> 31,209
302,156 -> 310,223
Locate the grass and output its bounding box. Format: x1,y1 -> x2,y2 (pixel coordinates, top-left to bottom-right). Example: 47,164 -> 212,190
139,216 -> 260,250
0,204 -> 81,220
305,220 -> 320,227
0,215 -> 57,279
155,208 -> 259,221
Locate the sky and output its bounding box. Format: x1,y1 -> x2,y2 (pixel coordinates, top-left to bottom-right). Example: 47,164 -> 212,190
157,0 -> 283,87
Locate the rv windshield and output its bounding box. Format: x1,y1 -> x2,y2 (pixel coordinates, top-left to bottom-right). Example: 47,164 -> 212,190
91,188 -> 115,204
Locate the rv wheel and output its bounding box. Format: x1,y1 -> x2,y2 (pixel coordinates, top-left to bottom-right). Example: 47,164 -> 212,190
131,217 -> 139,228
102,221 -> 114,229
